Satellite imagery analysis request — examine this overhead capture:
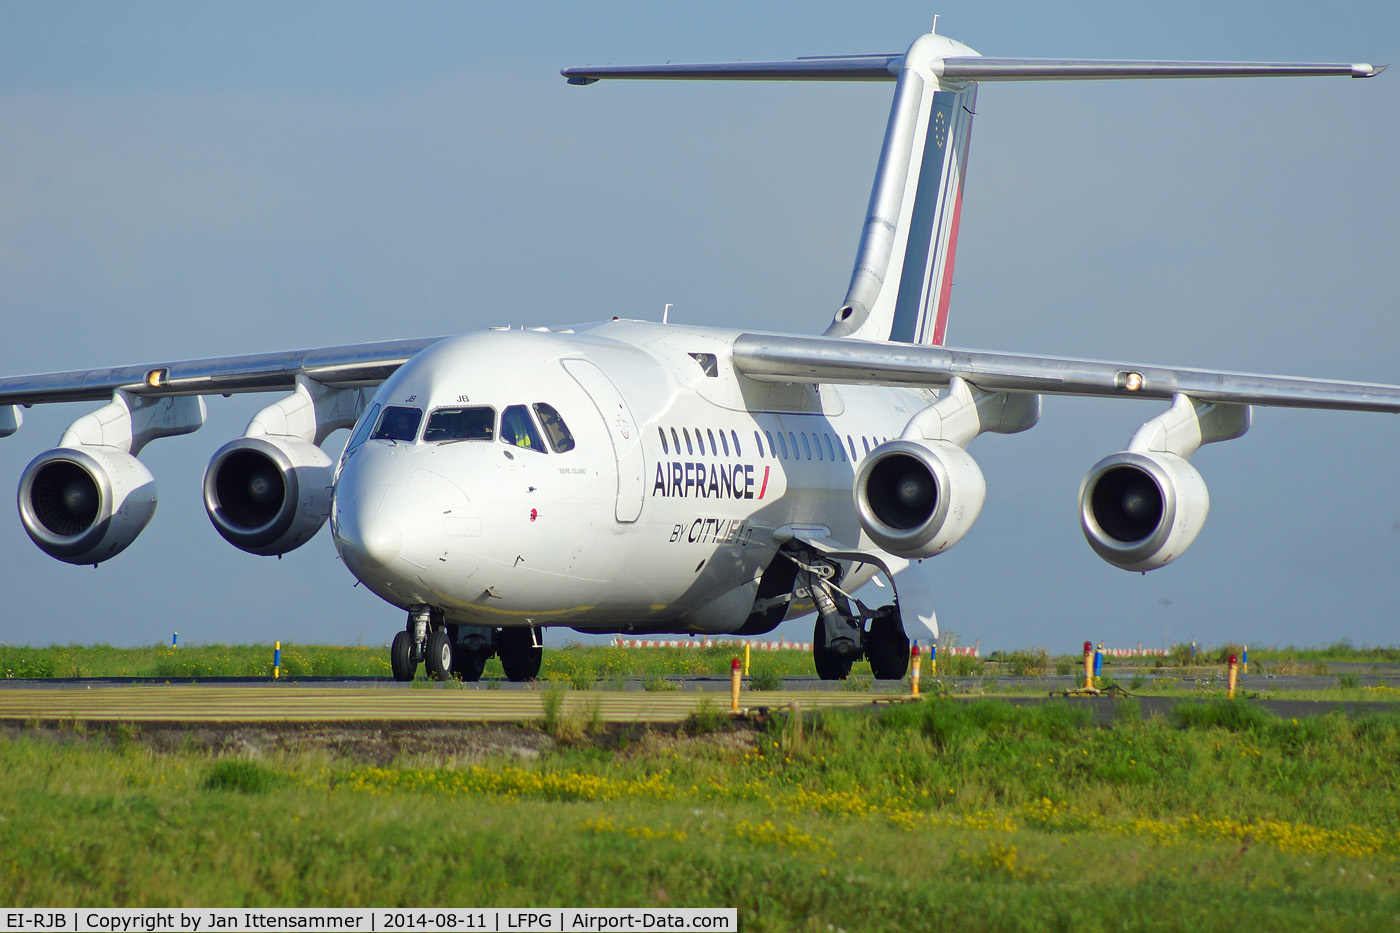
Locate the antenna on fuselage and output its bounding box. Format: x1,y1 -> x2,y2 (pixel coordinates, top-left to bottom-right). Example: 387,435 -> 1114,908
663,303 -> 673,324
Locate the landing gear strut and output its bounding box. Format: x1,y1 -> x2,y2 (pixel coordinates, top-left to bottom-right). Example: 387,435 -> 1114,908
789,548 -> 910,681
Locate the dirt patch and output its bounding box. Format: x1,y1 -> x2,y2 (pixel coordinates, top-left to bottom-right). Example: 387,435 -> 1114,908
0,718 -> 762,765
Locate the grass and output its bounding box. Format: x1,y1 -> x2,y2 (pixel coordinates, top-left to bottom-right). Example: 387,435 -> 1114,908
5,642 -> 1400,705
2,699 -> 1400,928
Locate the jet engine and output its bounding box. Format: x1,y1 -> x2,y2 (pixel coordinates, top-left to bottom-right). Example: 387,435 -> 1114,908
1079,450 -> 1209,572
17,446 -> 157,564
854,439 -> 986,559
203,436 -> 333,556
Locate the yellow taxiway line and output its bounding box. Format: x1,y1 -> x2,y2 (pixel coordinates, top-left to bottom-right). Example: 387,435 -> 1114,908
0,685 -> 913,723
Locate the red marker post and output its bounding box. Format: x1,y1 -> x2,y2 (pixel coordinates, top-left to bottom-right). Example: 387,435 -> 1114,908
911,642 -> 921,698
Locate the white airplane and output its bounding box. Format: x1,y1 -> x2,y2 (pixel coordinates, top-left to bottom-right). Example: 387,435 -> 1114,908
0,24 -> 1392,683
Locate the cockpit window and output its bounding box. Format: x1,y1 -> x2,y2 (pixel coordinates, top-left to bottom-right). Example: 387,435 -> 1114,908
533,403 -> 575,453
500,404 -> 546,453
345,402 -> 381,455
371,405 -> 423,442
424,406 -> 495,443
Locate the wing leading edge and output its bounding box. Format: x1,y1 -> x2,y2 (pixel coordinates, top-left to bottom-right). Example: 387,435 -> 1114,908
730,333 -> 1400,414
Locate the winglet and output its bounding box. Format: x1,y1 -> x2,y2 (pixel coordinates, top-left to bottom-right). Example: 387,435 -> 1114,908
1354,63 -> 1387,77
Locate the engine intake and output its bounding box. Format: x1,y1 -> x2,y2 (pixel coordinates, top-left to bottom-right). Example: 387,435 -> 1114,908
854,439 -> 986,559
17,447 -> 157,564
203,436 -> 332,556
1079,450 -> 1209,571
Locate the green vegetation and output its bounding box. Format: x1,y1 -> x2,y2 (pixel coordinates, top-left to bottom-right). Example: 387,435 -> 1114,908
3,699 -> 1400,929
5,642 -> 1400,703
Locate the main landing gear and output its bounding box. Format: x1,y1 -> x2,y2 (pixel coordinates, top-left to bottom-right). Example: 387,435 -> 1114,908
795,553 -> 911,682
389,606 -> 542,683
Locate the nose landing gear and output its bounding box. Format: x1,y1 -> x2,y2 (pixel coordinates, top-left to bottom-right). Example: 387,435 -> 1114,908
388,607 -> 541,683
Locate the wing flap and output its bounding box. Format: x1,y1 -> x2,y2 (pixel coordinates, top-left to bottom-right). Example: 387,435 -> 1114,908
731,333 -> 1400,413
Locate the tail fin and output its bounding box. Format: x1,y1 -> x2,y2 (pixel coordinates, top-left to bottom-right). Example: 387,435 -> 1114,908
826,33 -> 978,346
563,32 -> 1382,346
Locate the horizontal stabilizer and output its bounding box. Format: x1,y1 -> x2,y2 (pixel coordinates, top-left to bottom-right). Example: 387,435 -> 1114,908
564,57 -> 1384,85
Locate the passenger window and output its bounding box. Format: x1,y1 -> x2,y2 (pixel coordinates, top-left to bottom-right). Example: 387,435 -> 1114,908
825,434 -> 838,462
424,406 -> 495,443
659,427 -> 669,455
778,432 -> 789,459
372,405 -> 423,442
802,434 -> 813,460
500,405 -> 546,453
731,430 -> 742,457
671,428 -> 681,454
695,429 -> 706,456
847,435 -> 857,461
345,402 -> 381,455
533,403 -> 575,453
707,429 -> 718,456
683,428 -> 694,455
764,431 -> 775,458
755,431 -> 765,458
788,432 -> 799,460
719,430 -> 729,456
862,436 -> 871,455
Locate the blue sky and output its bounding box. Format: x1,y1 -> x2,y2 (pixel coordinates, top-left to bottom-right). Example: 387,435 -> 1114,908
2,1 -> 1397,652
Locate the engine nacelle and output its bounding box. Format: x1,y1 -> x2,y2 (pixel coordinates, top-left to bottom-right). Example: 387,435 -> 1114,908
17,446 -> 157,564
854,439 -> 986,559
1079,450 -> 1209,572
203,436 -> 333,556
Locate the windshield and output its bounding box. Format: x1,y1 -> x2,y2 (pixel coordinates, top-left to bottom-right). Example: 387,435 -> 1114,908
424,406 -> 496,443
500,404 -> 546,453
371,406 -> 423,442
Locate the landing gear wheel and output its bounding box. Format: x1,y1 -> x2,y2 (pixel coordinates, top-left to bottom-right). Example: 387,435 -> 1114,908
498,627 -> 542,682
866,609 -> 910,680
452,650 -> 488,682
813,619 -> 853,681
425,630 -> 453,681
390,631 -> 415,682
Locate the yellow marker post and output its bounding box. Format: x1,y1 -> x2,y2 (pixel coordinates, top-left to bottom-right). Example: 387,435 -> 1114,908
743,642 -> 751,677
730,657 -> 741,712
1227,653 -> 1238,699
910,642 -> 921,697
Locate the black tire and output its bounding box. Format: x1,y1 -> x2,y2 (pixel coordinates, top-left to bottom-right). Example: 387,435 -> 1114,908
498,626 -> 542,682
867,609 -> 910,680
425,630 -> 453,681
813,619 -> 853,681
390,631 -> 415,682
452,649 -> 488,682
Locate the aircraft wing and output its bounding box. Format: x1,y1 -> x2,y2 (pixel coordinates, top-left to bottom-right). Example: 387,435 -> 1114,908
730,333 -> 1400,414
0,337 -> 444,409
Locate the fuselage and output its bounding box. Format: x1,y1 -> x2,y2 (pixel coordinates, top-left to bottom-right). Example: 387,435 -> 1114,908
330,319 -> 932,634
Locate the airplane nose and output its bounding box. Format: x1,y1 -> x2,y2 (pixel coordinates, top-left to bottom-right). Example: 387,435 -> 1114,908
355,512 -> 403,569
